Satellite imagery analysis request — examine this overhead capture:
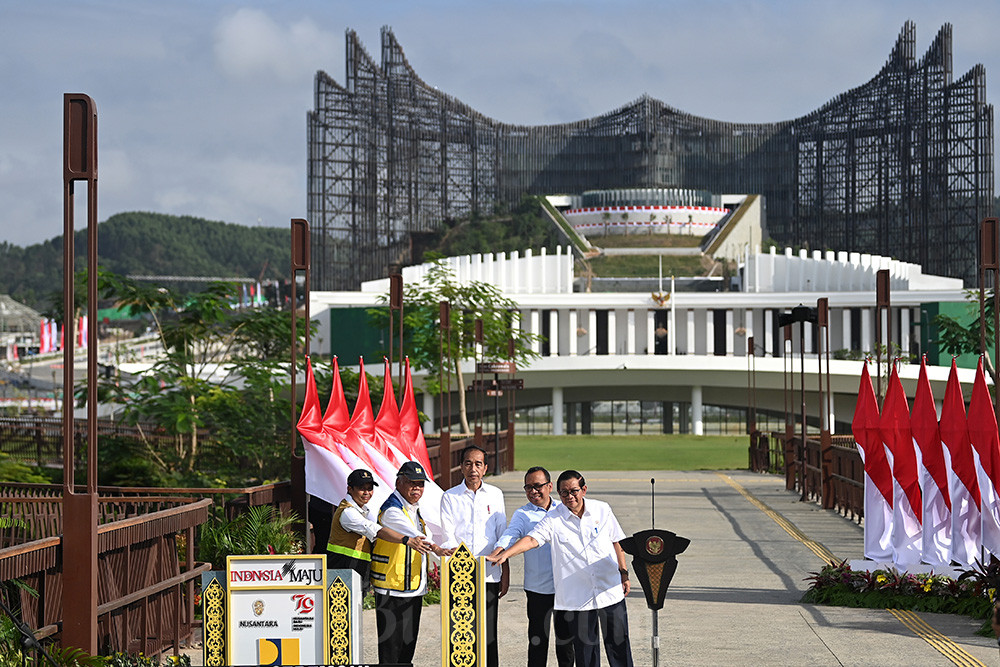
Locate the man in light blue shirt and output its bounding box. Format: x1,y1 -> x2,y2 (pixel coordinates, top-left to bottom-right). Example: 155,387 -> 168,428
492,466 -> 574,667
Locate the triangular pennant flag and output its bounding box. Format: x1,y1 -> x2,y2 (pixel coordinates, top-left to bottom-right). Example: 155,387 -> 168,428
968,358 -> 1000,557
373,358 -> 407,465
400,357 -> 434,476
910,357 -> 950,566
299,357 -> 353,506
939,358 -> 981,566
322,357 -> 350,434
851,361 -> 893,561
879,364 -> 921,565
343,359 -> 402,487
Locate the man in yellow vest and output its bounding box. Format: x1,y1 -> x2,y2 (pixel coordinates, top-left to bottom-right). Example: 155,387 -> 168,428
327,468 -> 431,591
371,461 -> 449,664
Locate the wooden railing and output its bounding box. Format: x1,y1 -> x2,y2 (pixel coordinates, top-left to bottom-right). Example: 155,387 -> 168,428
0,499 -> 212,657
426,428 -> 512,488
749,430 -> 863,522
0,482 -> 293,658
0,417 -> 181,468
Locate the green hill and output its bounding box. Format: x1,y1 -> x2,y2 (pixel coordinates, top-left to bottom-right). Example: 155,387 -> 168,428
0,212 -> 290,310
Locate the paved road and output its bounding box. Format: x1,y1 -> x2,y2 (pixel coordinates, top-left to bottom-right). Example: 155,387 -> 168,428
184,469 -> 1000,665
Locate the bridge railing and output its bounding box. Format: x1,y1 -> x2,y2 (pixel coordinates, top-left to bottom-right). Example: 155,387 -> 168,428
749,431 -> 863,522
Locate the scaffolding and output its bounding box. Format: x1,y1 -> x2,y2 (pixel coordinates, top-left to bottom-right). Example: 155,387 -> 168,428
308,23 -> 993,289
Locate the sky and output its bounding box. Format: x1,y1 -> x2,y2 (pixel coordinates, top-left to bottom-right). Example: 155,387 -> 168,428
2,0 -> 999,248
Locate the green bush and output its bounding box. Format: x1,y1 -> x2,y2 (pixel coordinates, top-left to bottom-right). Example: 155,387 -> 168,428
197,505 -> 302,569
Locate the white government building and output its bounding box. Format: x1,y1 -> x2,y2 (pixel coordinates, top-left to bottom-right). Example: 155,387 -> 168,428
310,242 -> 977,437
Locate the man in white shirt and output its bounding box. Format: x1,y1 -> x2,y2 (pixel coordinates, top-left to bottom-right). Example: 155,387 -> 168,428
492,466 -> 574,667
440,445 -> 509,667
371,462 -> 449,664
488,470 -> 634,667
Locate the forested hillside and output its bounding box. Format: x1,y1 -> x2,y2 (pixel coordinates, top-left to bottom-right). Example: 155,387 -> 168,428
0,212 -> 290,310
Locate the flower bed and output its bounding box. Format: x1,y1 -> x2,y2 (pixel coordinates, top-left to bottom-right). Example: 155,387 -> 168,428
802,560 -> 995,633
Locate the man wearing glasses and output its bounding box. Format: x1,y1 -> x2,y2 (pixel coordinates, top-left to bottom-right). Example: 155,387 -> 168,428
491,466 -> 574,667
440,445 -> 509,667
488,470 -> 634,667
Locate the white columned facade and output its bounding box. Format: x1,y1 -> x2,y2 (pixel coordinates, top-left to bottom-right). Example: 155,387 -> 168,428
626,310 -> 636,354
706,309 -> 715,356
569,310 -> 578,356
763,309 -> 773,356
589,311 -> 598,355
530,310 -> 541,354
646,310 -> 656,356
608,310 -> 617,355
842,309 -> 852,351
900,307 -> 911,355
549,310 -> 559,356
686,309 -> 695,355
861,308 -> 873,351
691,385 -> 704,436
422,392 -> 435,435
552,386 -> 564,436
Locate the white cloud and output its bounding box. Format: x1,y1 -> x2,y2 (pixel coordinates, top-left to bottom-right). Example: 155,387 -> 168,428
213,8 -> 338,84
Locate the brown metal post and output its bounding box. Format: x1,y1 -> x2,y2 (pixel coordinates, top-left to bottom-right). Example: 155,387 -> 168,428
875,269 -> 890,401
747,335 -> 755,470
507,337 -> 516,471
817,299 -> 833,508
389,273 -> 403,401
783,325 -> 794,491
62,93 -> 99,654
290,218 -> 309,547
980,218 -> 999,411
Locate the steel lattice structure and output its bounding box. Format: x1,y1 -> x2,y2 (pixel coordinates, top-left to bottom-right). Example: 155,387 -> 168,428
308,23 -> 993,289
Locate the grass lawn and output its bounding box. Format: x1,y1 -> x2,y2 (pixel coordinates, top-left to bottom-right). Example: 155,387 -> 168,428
513,434 -> 748,471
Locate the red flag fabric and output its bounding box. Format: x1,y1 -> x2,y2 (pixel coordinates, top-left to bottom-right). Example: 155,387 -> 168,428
400,357 -> 434,476
373,358 -> 409,466
939,359 -> 981,565
967,358 -> 1000,557
852,363 -> 893,505
880,364 -> 921,565
910,357 -> 950,566
345,359 -> 400,486
851,362 -> 893,561
299,357 -> 354,506
322,357 -> 350,434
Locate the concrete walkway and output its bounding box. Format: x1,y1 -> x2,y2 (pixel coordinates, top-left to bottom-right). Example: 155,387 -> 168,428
184,470 -> 1000,665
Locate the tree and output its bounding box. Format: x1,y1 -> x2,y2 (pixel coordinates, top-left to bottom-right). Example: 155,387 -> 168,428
370,260 -> 541,433
934,288 -> 997,385
92,269 -> 309,482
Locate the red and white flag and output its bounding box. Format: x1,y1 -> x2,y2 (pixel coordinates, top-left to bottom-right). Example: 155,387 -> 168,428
880,364 -> 922,566
321,358 -> 392,511
345,360 -> 405,490
939,359 -> 981,565
300,357 -> 354,506
374,358 -> 444,540
910,357 -> 950,567
851,362 -> 893,561
400,357 -> 434,476
967,358 -> 1000,557
373,359 -> 411,467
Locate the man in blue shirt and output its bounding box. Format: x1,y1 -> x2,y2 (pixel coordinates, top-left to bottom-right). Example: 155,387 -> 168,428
491,466 -> 574,667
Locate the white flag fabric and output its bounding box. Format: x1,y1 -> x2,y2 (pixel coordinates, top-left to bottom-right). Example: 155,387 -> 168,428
300,357 -> 354,507
939,360 -> 981,566
852,362 -> 893,561
910,358 -> 950,567
881,365 -> 922,566
967,359 -> 1000,558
